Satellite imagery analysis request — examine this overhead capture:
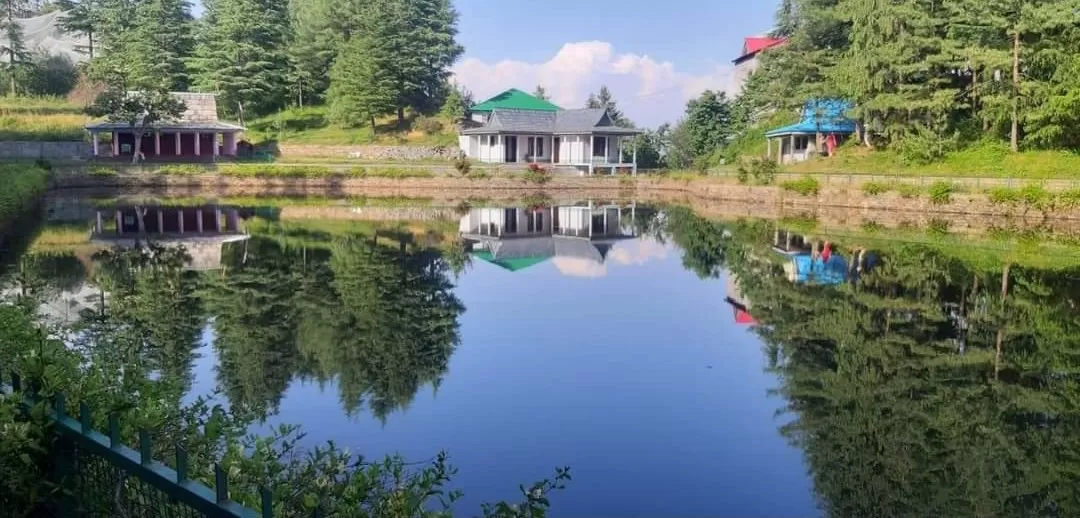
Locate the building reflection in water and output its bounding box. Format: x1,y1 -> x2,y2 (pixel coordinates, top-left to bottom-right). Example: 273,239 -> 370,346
92,205 -> 250,270
458,202 -> 637,272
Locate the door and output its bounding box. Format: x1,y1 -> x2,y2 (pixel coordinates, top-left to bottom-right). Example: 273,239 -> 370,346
553,137 -> 561,163
504,136 -> 518,163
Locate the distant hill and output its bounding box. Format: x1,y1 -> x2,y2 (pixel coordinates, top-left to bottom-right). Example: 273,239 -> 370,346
1,10 -> 90,64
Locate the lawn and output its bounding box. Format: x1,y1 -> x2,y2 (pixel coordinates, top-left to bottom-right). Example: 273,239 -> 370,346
784,141 -> 1080,179
0,96 -> 89,141
245,105 -> 459,147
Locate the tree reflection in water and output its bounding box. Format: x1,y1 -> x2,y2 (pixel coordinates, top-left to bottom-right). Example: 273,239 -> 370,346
660,207 -> 1080,517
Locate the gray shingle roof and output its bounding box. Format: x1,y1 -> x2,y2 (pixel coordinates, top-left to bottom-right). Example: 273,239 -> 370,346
85,92 -> 245,132
461,108 -> 638,135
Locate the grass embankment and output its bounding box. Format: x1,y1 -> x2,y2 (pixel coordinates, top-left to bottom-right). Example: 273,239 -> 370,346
785,141 -> 1080,179
0,96 -> 89,141
245,106 -> 458,147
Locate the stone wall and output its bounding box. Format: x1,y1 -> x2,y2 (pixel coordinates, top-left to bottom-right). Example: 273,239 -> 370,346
277,144 -> 459,161
0,141 -> 90,159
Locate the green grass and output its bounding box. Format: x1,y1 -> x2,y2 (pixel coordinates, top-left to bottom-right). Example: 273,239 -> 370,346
786,140 -> 1080,179
780,176 -> 821,196
142,164 -> 438,178
927,181 -> 956,204
861,182 -> 889,195
0,96 -> 88,141
986,184 -> 1069,210
245,105 -> 459,146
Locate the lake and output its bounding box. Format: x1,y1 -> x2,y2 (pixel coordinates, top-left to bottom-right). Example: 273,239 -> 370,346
10,192 -> 1080,517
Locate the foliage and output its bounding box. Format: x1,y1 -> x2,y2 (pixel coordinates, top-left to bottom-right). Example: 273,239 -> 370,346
327,33 -> 398,130
522,164 -> 552,185
0,0 -> 32,95
683,90 -> 733,159
350,167 -> 436,179
453,154 -> 471,176
86,85 -> 186,163
894,183 -> 922,198
861,182 -> 888,195
439,84 -> 472,124
927,181 -> 955,204
585,85 -> 631,127
414,115 -> 444,134
190,0 -> 291,120
285,0 -> 340,107
736,157 -> 778,185
532,84 -> 548,101
665,121 -> 695,170
780,175 -> 820,196
0,164 -> 48,230
631,126 -> 668,169
244,105 -> 458,146
0,97 -> 87,141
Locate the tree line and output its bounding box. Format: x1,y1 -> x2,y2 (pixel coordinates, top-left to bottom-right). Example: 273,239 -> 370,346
4,0 -> 462,128
733,0 -> 1080,161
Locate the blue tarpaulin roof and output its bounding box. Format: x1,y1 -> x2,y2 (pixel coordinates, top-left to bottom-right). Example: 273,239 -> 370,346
765,99 -> 856,137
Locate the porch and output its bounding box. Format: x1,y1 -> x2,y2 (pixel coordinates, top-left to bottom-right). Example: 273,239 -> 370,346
90,129 -> 241,159
461,133 -> 638,174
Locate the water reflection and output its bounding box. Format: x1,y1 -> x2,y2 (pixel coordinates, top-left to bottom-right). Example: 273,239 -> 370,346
6,196 -> 1080,516
459,202 -> 638,277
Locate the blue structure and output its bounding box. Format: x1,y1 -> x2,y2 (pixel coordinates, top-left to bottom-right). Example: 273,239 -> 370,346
786,254 -> 849,286
764,99 -> 856,164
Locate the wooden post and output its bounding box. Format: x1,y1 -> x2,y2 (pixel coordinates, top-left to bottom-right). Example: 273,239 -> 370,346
92,132 -> 99,156
154,131 -> 161,156
632,138 -> 637,175
766,138 -> 771,159
212,132 -> 220,157
95,212 -> 103,234
196,208 -> 203,233
157,210 -> 164,235
178,210 -> 184,234
194,132 -> 201,156
589,135 -> 595,175
790,134 -> 796,163
175,133 -> 181,156
112,131 -> 119,156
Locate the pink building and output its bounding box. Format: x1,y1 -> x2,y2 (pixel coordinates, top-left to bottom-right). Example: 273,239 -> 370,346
85,92 -> 245,160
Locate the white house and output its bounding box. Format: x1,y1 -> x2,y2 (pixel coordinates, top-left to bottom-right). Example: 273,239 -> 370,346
458,91 -> 640,175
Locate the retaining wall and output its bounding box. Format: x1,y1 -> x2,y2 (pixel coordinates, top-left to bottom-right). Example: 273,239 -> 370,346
0,141 -> 90,159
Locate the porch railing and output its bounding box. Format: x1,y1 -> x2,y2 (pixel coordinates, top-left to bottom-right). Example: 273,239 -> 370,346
2,371 -> 269,518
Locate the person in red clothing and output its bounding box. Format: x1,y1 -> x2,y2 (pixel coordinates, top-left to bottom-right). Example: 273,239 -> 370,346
821,241 -> 832,263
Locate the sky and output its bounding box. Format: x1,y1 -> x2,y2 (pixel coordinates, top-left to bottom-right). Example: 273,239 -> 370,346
451,0 -> 780,127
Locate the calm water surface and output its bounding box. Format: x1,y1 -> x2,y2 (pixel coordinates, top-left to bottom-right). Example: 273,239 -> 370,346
19,194 -> 1080,517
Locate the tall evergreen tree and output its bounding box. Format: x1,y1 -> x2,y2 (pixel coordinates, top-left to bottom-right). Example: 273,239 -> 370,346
327,33 -> 396,131
285,0 -> 339,107
585,85 -> 631,126
683,90 -> 734,158
1,0 -> 30,95
191,0 -> 291,121
532,84 -> 548,100
57,0 -> 102,59
127,0 -> 193,90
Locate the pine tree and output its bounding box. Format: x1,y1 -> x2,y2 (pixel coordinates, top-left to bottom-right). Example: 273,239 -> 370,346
438,83 -> 471,123
57,0 -> 102,59
1,0 -> 30,95
585,85 -> 631,126
684,90 -> 734,158
191,0 -> 291,121
127,0 -> 194,90
285,0 -> 339,107
532,84 -> 548,100
343,0 -> 463,124
327,33 -> 396,131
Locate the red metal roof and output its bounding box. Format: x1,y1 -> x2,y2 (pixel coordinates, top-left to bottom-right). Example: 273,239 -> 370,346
735,37 -> 787,63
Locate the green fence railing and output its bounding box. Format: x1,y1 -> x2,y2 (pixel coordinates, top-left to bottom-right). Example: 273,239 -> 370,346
2,371 -> 271,518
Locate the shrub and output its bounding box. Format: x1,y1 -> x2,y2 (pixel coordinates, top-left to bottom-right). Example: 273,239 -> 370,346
1058,188 -> 1080,208
0,164 -> 48,229
523,165 -> 552,185
893,124 -> 958,164
927,181 -> 955,204
1020,184 -> 1053,209
861,182 -> 889,196
736,158 -> 777,185
88,165 -> 118,177
987,186 -> 1022,204
219,165 -> 333,178
361,167 -> 435,179
780,176 -> 820,196
453,155 -> 472,176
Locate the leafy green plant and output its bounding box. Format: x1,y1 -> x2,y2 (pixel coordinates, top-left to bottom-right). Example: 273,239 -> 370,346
927,181 -> 955,204
987,186 -> 1022,204
523,164 -> 552,185
780,176 -> 820,196
1058,188 -> 1080,208
861,182 -> 889,196
736,157 -> 778,185
1020,184 -> 1053,209
453,155 -> 472,176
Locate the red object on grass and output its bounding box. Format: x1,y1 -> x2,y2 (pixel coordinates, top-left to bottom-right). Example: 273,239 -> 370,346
822,242 -> 832,262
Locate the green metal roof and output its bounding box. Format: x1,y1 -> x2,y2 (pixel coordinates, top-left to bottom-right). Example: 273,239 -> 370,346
472,250 -> 550,272
471,89 -> 562,113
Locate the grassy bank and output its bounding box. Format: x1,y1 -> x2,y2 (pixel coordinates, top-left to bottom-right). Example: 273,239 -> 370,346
0,96 -> 88,141
246,106 -> 458,146
0,164 -> 49,227
784,141 -> 1080,179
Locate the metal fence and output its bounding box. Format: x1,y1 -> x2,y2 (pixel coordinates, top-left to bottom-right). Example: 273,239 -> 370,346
2,372 -> 269,518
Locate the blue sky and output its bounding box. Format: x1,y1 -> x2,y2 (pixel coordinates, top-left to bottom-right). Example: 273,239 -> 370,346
452,0 -> 779,127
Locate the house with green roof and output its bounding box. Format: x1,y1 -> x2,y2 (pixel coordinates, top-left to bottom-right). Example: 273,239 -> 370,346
459,89 -> 640,175
458,203 -> 637,273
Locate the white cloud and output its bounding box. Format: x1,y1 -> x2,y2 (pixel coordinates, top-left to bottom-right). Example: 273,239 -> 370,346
452,42 -> 737,128
551,238 -> 669,278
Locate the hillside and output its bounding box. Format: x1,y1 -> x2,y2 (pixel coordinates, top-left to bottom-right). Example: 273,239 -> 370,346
244,107 -> 459,147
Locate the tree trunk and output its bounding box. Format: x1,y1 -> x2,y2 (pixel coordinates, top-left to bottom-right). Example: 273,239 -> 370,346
1010,30 -> 1020,153
994,264 -> 1011,380
131,126 -> 143,164
88,31 -> 94,60
371,116 -> 377,135
397,105 -> 405,126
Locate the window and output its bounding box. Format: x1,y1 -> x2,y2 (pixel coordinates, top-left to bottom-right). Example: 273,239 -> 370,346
536,138 -> 544,157
527,137 -> 535,157
794,135 -> 809,151
527,210 -> 544,233
593,136 -> 607,157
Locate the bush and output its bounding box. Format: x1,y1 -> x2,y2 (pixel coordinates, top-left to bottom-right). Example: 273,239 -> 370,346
0,164 -> 48,229
453,155 -> 472,176
413,115 -> 444,134
736,157 -> 778,185
780,176 -> 820,196
523,164 -> 552,185
893,124 -> 959,165
861,182 -> 889,196
352,167 -> 435,179
987,186 -> 1022,204
88,165 -> 118,177
927,181 -> 955,204
156,164 -> 208,175
1020,184 -> 1053,209
1058,188 -> 1080,208
219,165 -> 333,178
